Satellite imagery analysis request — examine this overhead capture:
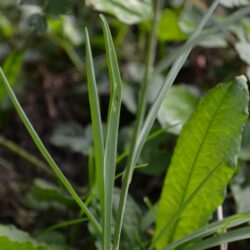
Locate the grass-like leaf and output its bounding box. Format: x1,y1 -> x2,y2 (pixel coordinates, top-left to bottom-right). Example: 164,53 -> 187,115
162,213 -> 250,250
0,67 -> 101,235
100,14 -> 123,250
155,76 -> 249,249
85,28 -> 105,226
184,225 -> 250,250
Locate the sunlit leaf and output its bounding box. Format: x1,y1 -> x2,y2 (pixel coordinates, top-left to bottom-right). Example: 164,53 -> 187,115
155,76 -> 249,249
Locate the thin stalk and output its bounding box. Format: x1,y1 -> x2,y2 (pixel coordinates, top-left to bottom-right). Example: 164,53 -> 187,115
113,0 -> 161,249
217,205 -> 228,250
0,135 -> 53,177
113,1 -> 220,249
41,218 -> 87,233
0,68 -> 101,235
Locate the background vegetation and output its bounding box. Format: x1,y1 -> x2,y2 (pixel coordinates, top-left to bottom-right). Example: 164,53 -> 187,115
0,0 -> 250,249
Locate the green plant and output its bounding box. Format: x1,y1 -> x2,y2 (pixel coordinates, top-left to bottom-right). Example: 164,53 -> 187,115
1,1 -> 250,250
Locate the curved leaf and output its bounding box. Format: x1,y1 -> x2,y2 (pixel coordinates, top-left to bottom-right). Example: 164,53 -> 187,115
0,225 -> 50,250
86,0 -> 152,24
155,76 -> 249,249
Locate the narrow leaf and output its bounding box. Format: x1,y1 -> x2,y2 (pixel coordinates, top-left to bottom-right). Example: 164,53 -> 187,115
155,76 -> 249,249
0,68 -> 101,235
100,15 -> 123,249
163,213 -> 250,250
85,28 -> 105,225
184,225 -> 250,250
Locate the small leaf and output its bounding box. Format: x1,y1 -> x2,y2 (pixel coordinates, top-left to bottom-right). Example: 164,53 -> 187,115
25,179 -> 75,211
157,9 -> 187,42
50,122 -> 92,155
155,76 -> 249,248
157,85 -> 199,134
86,0 -> 152,24
0,225 -> 50,250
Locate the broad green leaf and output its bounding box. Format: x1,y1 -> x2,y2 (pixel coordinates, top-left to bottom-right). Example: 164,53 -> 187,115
157,9 -> 187,42
0,225 -> 50,250
86,0 -> 152,24
220,0 -> 249,8
157,85 -> 199,135
155,76 -> 249,249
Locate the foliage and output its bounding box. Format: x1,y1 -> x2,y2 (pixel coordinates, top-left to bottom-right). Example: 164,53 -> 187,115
155,76 -> 249,249
0,0 -> 250,250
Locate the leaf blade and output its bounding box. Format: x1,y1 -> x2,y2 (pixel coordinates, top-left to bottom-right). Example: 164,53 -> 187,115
100,14 -> 123,250
155,76 -> 249,249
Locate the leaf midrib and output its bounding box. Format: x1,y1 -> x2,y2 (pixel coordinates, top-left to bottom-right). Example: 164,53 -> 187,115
168,84 -> 231,243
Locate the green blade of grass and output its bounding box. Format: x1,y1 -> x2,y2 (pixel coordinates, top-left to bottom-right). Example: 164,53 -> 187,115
85,28 -> 105,230
162,213 -> 250,250
113,1 -> 220,249
100,14 -> 123,250
184,225 -> 250,250
0,67 -> 101,235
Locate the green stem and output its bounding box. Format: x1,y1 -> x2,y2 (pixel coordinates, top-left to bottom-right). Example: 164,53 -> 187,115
0,135 -> 53,177
0,68 -> 101,235
113,1 -> 161,249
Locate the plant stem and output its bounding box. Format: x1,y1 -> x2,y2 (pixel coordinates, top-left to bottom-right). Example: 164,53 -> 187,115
0,135 -> 53,177
217,205 -> 228,250
113,1 -> 161,249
